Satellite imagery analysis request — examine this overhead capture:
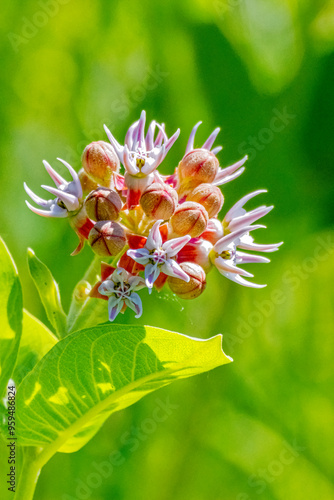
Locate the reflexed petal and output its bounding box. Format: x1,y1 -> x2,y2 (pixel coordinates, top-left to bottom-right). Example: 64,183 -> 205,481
228,206 -> 273,233
25,200 -> 67,218
161,259 -> 190,282
202,127 -> 220,151
145,120 -> 156,151
126,292 -> 143,318
211,146 -> 223,155
24,183 -> 51,207
41,185 -> 80,211
57,158 -> 83,198
43,160 -> 67,187
162,235 -> 192,257
213,167 -> 245,186
164,128 -> 180,155
214,257 -> 254,277
146,220 -> 163,250
238,234 -> 283,253
235,251 -> 270,264
103,124 -> 124,159
222,271 -> 266,288
128,275 -> 146,291
127,248 -> 150,264
185,121 -> 202,155
108,296 -> 124,322
98,280 -> 115,296
214,225 -> 264,253
225,189 -> 267,222
144,263 -> 161,291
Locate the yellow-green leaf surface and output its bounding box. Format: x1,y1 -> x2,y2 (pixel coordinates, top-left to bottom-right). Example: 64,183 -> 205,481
12,310 -> 58,387
16,324 -> 231,456
0,237 -> 23,399
27,248 -> 67,338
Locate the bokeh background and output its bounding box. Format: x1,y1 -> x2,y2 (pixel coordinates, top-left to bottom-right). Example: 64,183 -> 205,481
1,0 -> 334,499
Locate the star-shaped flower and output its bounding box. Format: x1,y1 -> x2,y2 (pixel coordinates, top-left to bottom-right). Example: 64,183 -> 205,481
24,158 -> 82,218
98,267 -> 146,322
127,220 -> 191,293
212,226 -> 273,288
104,110 -> 180,177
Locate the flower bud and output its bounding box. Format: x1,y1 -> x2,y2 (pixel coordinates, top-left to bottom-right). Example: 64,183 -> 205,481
85,188 -> 122,222
140,182 -> 178,220
82,141 -> 120,186
78,168 -> 98,196
186,183 -> 224,218
177,149 -> 219,194
170,201 -> 208,238
88,221 -> 126,257
167,262 -> 206,299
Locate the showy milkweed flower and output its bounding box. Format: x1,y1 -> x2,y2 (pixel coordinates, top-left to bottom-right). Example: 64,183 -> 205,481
104,110 -> 180,207
127,220 -> 191,292
24,110 -> 282,321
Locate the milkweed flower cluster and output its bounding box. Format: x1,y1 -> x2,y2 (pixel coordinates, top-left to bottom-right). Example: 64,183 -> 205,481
24,111 -> 282,322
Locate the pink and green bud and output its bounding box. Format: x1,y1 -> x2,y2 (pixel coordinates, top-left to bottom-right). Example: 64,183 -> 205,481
85,187 -> 122,222
186,183 -> 224,218
140,182 -> 178,220
88,220 -> 126,257
170,201 -> 209,238
82,141 -> 120,187
177,149 -> 219,195
167,262 -> 206,299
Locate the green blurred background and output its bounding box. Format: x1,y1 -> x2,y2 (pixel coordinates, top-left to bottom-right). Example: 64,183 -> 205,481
1,0 -> 334,498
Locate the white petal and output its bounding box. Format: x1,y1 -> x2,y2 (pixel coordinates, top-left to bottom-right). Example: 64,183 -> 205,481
162,235 -> 191,257
126,292 -> 143,318
202,127 -> 220,150
161,260 -> 190,282
108,296 -> 124,322
146,220 -> 163,251
185,121 -> 202,155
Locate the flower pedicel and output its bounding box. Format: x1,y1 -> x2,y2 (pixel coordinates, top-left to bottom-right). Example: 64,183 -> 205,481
25,111 -> 282,321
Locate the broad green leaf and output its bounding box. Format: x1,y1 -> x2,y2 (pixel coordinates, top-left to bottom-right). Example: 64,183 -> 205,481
0,237 -> 23,399
12,310 -> 58,387
16,324 -> 231,456
27,248 -> 67,338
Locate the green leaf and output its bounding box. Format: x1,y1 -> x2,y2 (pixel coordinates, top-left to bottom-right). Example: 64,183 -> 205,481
27,248 -> 67,338
16,324 -> 231,459
12,310 -> 58,387
0,237 -> 23,399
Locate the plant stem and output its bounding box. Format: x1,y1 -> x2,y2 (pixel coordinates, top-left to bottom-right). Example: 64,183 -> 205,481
66,255 -> 102,333
14,448 -> 41,500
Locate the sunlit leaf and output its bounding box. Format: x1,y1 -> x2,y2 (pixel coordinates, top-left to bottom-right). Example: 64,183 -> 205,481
12,310 -> 58,387
16,324 -> 231,455
0,236 -> 23,399
27,248 -> 67,338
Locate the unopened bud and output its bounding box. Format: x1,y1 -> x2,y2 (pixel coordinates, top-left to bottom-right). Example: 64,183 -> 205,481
178,149 -> 219,194
140,182 -> 178,220
73,280 -> 92,302
85,188 -> 122,222
170,201 -> 208,238
88,221 -> 126,257
82,141 -> 120,186
186,183 -> 224,218
78,168 -> 98,195
168,262 -> 206,299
